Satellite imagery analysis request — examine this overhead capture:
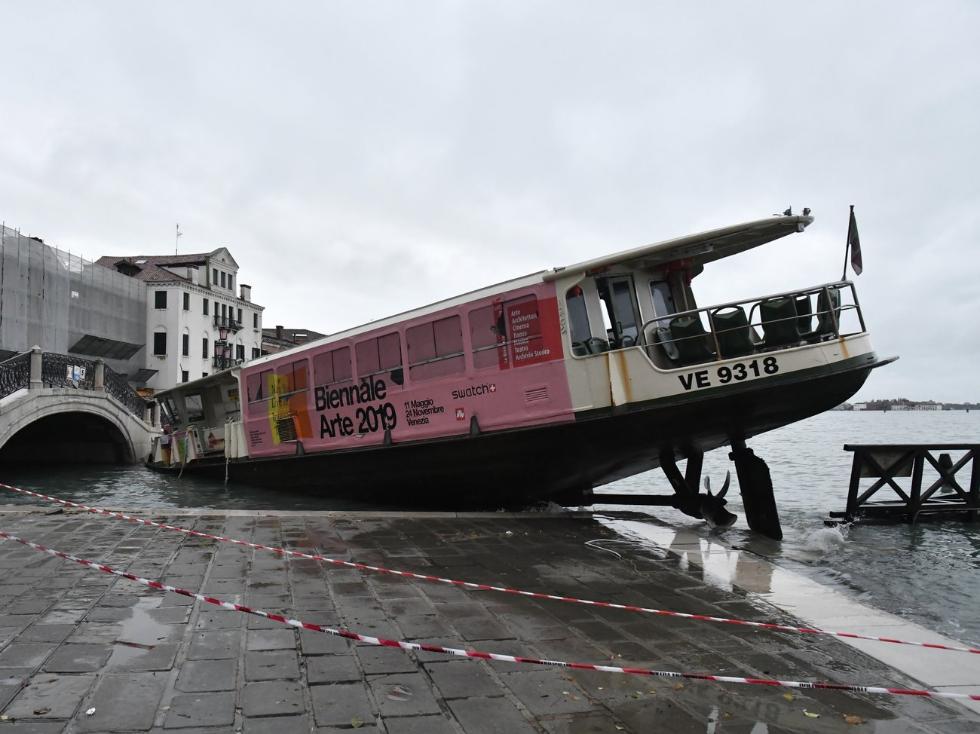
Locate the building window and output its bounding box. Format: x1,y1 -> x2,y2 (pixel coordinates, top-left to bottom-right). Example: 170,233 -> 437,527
203,372 -> 208,378
153,332 -> 167,356
182,370 -> 189,383
154,290 -> 167,309
220,271 -> 226,288
182,292 -> 190,311
407,315 -> 464,381
212,268 -> 218,284
202,337 -> 209,359
237,308 -> 242,324
252,347 -> 261,359
253,313 -> 259,328
236,344 -> 245,361
229,275 -> 234,292
182,333 -> 190,357
203,298 -> 209,316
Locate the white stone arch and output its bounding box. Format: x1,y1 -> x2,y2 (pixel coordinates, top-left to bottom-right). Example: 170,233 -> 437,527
0,391 -> 142,462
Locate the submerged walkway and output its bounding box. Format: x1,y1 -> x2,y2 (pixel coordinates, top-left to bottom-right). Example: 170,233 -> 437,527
0,509 -> 976,733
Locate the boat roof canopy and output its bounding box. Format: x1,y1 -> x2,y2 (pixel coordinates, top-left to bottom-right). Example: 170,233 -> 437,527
238,211 -> 815,370
155,368 -> 238,401
543,213 -> 814,282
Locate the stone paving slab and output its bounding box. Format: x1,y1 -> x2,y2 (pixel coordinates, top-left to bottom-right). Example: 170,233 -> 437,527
0,510 -> 977,732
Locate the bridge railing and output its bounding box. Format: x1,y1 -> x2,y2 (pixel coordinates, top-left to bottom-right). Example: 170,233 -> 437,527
41,352 -> 97,390
104,364 -> 148,418
0,349 -> 147,420
0,352 -> 31,400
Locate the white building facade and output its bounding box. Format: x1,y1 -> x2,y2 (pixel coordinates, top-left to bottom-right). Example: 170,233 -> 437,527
97,248 -> 263,392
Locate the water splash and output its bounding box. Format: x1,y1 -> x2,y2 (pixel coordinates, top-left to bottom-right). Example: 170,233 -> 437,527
801,525 -> 848,554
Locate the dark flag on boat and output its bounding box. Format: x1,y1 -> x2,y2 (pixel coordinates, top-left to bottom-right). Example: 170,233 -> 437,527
846,205 -> 863,276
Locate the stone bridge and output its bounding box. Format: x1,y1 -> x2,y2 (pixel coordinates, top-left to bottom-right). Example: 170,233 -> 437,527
0,348 -> 158,464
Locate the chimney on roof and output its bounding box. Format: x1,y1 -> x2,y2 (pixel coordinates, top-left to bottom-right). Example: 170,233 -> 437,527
189,267 -> 199,285
276,325 -> 283,340
240,284 -> 251,302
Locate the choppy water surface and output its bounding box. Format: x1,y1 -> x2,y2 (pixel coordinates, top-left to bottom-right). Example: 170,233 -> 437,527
607,410 -> 980,647
1,411 -> 977,646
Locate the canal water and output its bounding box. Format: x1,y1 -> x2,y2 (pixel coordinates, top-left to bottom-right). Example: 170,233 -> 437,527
1,411 -> 977,646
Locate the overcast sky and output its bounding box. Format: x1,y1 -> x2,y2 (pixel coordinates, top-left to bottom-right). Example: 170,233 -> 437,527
2,2 -> 978,401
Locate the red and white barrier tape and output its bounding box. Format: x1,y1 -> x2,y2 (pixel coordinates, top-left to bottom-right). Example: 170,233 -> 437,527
2,481 -> 977,656
0,526 -> 977,703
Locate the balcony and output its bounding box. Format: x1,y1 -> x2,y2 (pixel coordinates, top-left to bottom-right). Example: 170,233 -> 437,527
213,315 -> 242,332
212,355 -> 243,371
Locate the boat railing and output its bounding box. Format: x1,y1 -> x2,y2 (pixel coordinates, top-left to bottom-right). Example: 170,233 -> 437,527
633,280 -> 864,369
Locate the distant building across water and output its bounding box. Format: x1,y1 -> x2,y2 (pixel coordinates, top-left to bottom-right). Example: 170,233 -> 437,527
847,400 -> 968,411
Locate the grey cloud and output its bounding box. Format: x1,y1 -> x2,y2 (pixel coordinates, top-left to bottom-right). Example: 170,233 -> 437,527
1,1 -> 978,401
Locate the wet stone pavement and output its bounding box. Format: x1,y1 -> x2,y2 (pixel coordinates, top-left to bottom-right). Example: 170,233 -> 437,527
0,510 -> 977,733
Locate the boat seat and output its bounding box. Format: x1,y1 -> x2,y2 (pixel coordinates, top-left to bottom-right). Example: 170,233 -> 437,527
668,315 -> 714,364
571,341 -> 589,357
585,337 -> 609,354
795,294 -> 813,335
815,287 -> 842,337
710,306 -> 755,358
760,297 -> 801,348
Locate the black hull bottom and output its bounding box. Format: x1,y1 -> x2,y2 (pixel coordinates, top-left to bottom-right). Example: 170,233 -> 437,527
163,356 -> 880,509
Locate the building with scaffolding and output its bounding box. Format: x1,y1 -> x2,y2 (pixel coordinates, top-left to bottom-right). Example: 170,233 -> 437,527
1,223 -> 265,392
0,224 -> 147,380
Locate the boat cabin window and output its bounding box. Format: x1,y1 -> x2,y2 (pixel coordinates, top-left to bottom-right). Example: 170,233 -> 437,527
313,347 -> 352,388
565,286 -> 592,355
246,369 -> 273,403
469,305 -> 503,370
160,397 -> 177,428
408,315 -> 465,381
184,393 -> 205,424
275,359 -> 309,398
596,276 -> 641,348
356,332 -> 403,386
649,280 -> 679,360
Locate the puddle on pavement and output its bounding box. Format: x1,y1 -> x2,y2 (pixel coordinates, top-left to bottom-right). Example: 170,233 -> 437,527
106,596 -> 173,668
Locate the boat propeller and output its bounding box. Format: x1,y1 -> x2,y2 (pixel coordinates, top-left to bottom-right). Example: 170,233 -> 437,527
700,471 -> 738,529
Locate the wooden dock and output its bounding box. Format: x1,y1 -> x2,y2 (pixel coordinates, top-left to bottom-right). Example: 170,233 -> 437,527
828,444 -> 980,525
